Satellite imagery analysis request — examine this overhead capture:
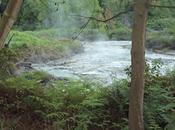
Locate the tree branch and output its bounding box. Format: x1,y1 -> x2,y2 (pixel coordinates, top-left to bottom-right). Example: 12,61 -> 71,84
150,4 -> 175,9
72,18 -> 91,40
71,7 -> 133,40
71,8 -> 132,23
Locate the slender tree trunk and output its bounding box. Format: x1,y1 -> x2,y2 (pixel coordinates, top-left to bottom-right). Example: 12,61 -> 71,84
0,0 -> 23,49
0,0 -> 1,22
129,1 -> 150,130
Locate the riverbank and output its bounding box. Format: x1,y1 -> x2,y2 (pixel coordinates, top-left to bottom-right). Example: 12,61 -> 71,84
0,29 -> 83,79
0,32 -> 175,130
106,23 -> 175,51
32,41 -> 175,85
9,29 -> 83,63
146,30 -> 175,51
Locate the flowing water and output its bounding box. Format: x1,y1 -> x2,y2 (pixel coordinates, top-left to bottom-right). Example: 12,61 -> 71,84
33,41 -> 175,84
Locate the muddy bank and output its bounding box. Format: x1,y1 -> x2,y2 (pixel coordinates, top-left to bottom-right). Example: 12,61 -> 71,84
3,39 -> 84,77
17,40 -> 83,64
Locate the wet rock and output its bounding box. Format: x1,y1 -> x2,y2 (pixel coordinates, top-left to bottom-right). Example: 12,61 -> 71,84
37,77 -> 51,86
16,62 -> 33,70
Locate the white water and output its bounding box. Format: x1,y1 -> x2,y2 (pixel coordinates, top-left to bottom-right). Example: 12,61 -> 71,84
33,41 -> 175,84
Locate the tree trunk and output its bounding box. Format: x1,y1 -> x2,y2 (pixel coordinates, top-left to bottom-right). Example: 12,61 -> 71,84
129,1 -> 150,130
0,0 -> 23,49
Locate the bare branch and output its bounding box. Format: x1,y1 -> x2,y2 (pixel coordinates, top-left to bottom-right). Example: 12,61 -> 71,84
71,8 -> 132,23
71,7 -> 133,40
150,4 -> 175,9
72,18 -> 91,40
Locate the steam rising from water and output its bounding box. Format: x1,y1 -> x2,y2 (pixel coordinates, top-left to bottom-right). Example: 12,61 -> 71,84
44,0 -> 107,39
33,41 -> 175,84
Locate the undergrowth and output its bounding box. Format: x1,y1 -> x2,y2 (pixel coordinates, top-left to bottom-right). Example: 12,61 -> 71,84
0,48 -> 19,79
0,61 -> 175,130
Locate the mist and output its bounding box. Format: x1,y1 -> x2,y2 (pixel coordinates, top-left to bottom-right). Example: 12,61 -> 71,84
43,0 -> 108,40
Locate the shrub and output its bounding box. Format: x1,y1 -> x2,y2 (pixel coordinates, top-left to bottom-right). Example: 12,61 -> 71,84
108,23 -> 131,40
147,18 -> 175,31
0,48 -> 19,79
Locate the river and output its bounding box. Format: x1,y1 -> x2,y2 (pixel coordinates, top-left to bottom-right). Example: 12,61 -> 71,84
33,41 -> 175,84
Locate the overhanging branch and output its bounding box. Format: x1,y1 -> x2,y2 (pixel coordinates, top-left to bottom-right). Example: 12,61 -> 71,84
71,8 -> 132,23
71,8 -> 132,40
150,4 -> 175,9
72,18 -> 91,40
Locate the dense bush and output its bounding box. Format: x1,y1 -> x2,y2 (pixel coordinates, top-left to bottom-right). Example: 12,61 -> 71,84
16,0 -> 50,30
147,18 -> 175,31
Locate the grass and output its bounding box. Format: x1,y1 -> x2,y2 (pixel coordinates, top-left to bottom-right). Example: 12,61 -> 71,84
9,22 -> 175,53
7,29 -> 82,63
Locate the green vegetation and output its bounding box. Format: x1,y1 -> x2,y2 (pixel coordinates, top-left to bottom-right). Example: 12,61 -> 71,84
147,31 -> 175,51
0,62 -> 175,130
108,23 -> 131,40
0,48 -> 19,79
0,0 -> 175,130
146,21 -> 175,50
8,30 -> 82,63
1,0 -> 174,50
